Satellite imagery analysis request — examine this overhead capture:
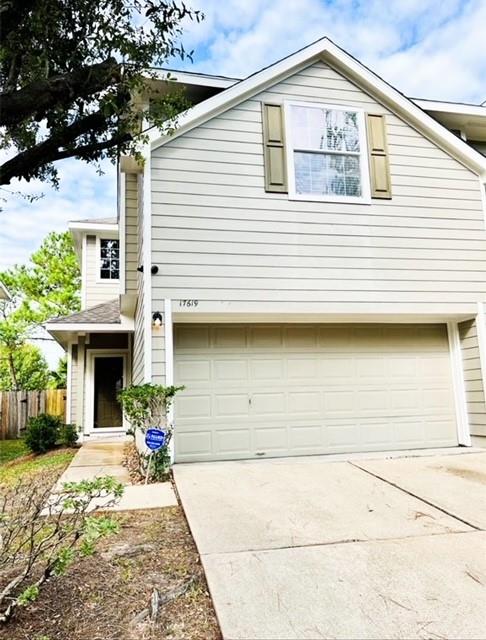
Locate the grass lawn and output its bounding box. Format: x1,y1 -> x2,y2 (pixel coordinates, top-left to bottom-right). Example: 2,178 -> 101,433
0,446 -> 76,485
0,439 -> 29,464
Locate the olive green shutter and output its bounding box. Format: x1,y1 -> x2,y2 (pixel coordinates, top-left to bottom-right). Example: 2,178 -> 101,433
367,114 -> 392,199
262,103 -> 287,193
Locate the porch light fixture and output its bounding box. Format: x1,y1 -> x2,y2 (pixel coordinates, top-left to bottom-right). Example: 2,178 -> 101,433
152,311 -> 163,328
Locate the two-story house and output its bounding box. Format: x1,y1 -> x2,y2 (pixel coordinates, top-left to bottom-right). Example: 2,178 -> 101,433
46,37 -> 486,463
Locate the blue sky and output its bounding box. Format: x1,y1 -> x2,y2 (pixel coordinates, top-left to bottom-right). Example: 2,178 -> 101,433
0,0 -> 485,364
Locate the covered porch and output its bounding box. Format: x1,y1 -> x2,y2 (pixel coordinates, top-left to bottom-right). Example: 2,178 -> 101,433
46,299 -> 134,440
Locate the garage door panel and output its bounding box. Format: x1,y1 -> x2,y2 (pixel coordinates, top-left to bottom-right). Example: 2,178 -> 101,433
288,391 -> 321,414
178,430 -> 212,457
217,429 -> 251,455
213,325 -> 247,347
174,324 -> 458,462
213,359 -> 248,382
251,392 -> 286,415
176,325 -> 210,348
215,393 -> 249,417
250,358 -> 284,380
249,325 -> 283,347
177,360 -> 211,382
254,426 -> 287,451
289,425 -> 323,449
178,394 -> 212,418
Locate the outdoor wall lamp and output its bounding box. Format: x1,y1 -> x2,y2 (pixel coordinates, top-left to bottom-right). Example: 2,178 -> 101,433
152,311 -> 163,328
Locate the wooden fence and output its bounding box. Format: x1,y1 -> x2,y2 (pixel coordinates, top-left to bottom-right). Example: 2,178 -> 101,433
0,389 -> 67,439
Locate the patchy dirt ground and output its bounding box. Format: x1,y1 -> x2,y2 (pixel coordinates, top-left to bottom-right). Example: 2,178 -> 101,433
4,507 -> 221,640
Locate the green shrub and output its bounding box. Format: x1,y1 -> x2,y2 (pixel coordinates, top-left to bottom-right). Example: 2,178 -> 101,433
57,423 -> 79,447
24,414 -> 62,454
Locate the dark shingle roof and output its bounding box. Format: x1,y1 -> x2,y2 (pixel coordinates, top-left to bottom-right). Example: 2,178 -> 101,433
49,299 -> 120,325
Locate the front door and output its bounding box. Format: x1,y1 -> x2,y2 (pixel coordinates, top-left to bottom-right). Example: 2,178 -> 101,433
93,355 -> 124,429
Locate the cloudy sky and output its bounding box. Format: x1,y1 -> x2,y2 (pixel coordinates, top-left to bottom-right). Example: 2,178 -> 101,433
1,0 -> 485,364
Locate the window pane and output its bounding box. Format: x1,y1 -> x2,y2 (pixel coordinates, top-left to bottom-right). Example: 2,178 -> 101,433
100,239 -> 120,280
294,152 -> 362,197
291,106 -> 360,153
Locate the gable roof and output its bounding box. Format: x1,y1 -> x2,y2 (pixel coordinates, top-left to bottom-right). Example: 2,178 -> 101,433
48,299 -> 121,325
149,36 -> 486,177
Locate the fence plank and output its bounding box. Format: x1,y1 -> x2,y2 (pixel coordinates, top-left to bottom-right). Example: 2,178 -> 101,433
0,389 -> 66,439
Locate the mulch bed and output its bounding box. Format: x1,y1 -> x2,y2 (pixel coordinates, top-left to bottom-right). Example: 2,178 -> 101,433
4,507 -> 221,640
123,440 -> 145,484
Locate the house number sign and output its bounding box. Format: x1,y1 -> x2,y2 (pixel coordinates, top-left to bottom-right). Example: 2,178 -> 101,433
179,299 -> 199,308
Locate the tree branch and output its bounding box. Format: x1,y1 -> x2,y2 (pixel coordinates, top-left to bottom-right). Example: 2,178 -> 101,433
0,109 -> 131,184
0,59 -> 122,127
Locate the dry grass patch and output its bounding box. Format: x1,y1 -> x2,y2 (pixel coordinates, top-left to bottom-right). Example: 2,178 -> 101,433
6,507 -> 221,640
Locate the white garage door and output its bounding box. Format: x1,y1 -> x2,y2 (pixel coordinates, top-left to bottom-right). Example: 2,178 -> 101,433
174,324 -> 458,462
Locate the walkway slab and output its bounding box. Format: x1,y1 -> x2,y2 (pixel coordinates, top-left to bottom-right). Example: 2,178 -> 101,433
100,482 -> 178,511
57,440 -> 130,486
355,451 -> 486,529
174,459 -> 471,554
203,530 -> 486,640
55,440 -> 178,511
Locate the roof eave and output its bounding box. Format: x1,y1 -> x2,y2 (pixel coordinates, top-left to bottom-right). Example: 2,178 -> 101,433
45,320 -> 134,333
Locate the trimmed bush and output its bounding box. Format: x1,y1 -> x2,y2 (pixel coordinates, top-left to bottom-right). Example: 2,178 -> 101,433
57,423 -> 79,448
24,414 -> 62,454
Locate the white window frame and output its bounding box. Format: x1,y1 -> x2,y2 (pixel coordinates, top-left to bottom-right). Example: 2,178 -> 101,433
96,235 -> 120,284
284,100 -> 371,204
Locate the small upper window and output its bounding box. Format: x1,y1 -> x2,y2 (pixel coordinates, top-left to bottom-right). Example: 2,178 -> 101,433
100,239 -> 120,280
285,101 -> 370,202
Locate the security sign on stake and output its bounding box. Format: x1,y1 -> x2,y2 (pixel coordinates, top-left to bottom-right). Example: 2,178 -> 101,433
145,428 -> 166,451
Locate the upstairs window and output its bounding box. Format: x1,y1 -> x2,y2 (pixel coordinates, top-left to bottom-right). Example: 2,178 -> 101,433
285,101 -> 370,203
99,238 -> 120,280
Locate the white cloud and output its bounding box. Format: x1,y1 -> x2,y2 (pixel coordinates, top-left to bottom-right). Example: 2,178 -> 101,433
0,159 -> 116,270
181,0 -> 485,102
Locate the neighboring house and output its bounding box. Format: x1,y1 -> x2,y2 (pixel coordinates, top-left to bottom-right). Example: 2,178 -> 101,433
0,282 -> 10,300
46,37 -> 486,463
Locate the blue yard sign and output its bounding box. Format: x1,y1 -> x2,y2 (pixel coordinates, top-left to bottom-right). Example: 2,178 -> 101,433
145,428 -> 166,451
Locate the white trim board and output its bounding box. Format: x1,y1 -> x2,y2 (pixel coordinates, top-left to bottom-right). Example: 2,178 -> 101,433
164,298 -> 175,463
45,322 -> 134,332
119,170 -> 126,294
143,141 -> 153,383
149,37 -> 486,177
447,321 -> 471,446
475,302 -> 486,412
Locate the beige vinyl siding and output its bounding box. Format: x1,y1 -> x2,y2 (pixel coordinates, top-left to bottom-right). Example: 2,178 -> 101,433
125,174 -> 138,296
151,60 -> 485,322
459,318 -> 486,437
132,175 -> 145,385
85,235 -> 120,308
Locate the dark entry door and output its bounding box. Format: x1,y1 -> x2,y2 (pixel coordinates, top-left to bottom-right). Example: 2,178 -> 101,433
93,356 -> 124,428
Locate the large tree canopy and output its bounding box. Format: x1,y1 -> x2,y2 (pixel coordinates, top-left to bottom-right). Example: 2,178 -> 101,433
0,231 -> 80,389
0,0 -> 202,185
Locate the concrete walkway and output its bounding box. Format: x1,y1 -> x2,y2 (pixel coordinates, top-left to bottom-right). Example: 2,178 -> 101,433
175,449 -> 486,640
58,438 -> 177,511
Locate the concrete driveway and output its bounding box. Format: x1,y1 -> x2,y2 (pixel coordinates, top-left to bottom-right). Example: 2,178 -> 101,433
174,449 -> 486,640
